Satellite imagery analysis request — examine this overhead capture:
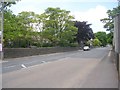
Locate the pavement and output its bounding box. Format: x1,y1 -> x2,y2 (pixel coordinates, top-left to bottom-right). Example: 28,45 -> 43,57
79,50 -> 118,88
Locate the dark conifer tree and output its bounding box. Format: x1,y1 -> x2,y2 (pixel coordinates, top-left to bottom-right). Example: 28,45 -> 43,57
74,21 -> 94,48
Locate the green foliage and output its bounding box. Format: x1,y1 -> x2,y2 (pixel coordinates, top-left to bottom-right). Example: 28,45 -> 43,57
4,10 -> 36,47
39,7 -> 77,47
100,6 -> 120,32
100,6 -> 120,46
4,9 -> 20,47
92,38 -> 101,47
107,32 -> 113,45
4,7 -> 78,48
94,31 -> 107,46
0,0 -> 20,11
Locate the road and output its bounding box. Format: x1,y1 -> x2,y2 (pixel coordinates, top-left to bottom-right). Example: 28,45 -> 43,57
2,47 -> 118,88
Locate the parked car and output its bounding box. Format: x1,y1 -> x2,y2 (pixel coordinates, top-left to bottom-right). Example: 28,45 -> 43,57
83,46 -> 90,51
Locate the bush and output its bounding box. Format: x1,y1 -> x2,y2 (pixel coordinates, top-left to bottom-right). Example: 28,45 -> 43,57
92,38 -> 101,47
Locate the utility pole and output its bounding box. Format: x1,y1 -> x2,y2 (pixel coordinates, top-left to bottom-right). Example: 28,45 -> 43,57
0,1 -> 3,90
0,0 -> 4,60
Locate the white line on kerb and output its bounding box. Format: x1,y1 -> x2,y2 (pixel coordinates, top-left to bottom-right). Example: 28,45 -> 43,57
108,51 -> 111,57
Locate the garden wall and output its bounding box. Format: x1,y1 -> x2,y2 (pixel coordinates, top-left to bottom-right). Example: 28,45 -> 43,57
4,47 -> 79,59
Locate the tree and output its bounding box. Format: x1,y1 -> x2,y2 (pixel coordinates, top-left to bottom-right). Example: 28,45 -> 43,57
107,32 -> 113,45
17,11 -> 38,47
39,7 -> 77,46
92,38 -> 101,47
100,6 -> 120,46
94,31 -> 107,46
1,0 -> 20,47
4,9 -> 22,47
100,6 -> 120,32
4,7 -> 78,48
2,0 -> 33,48
0,0 -> 20,11
4,10 -> 38,47
74,21 -> 94,48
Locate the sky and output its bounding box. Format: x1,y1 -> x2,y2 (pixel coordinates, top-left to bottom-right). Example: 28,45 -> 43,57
9,0 -> 118,33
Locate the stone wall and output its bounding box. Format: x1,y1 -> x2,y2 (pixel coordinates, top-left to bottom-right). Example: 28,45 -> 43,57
114,14 -> 120,78
3,47 -> 79,59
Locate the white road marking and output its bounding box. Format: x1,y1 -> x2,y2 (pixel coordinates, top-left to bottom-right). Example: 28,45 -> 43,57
24,60 -> 40,64
21,64 -> 27,68
41,61 -> 46,63
3,57 -> 66,69
3,65 -> 17,69
0,61 -> 8,63
20,57 -> 71,69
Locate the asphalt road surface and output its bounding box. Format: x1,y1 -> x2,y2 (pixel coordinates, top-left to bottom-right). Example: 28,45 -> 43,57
2,47 -> 118,88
